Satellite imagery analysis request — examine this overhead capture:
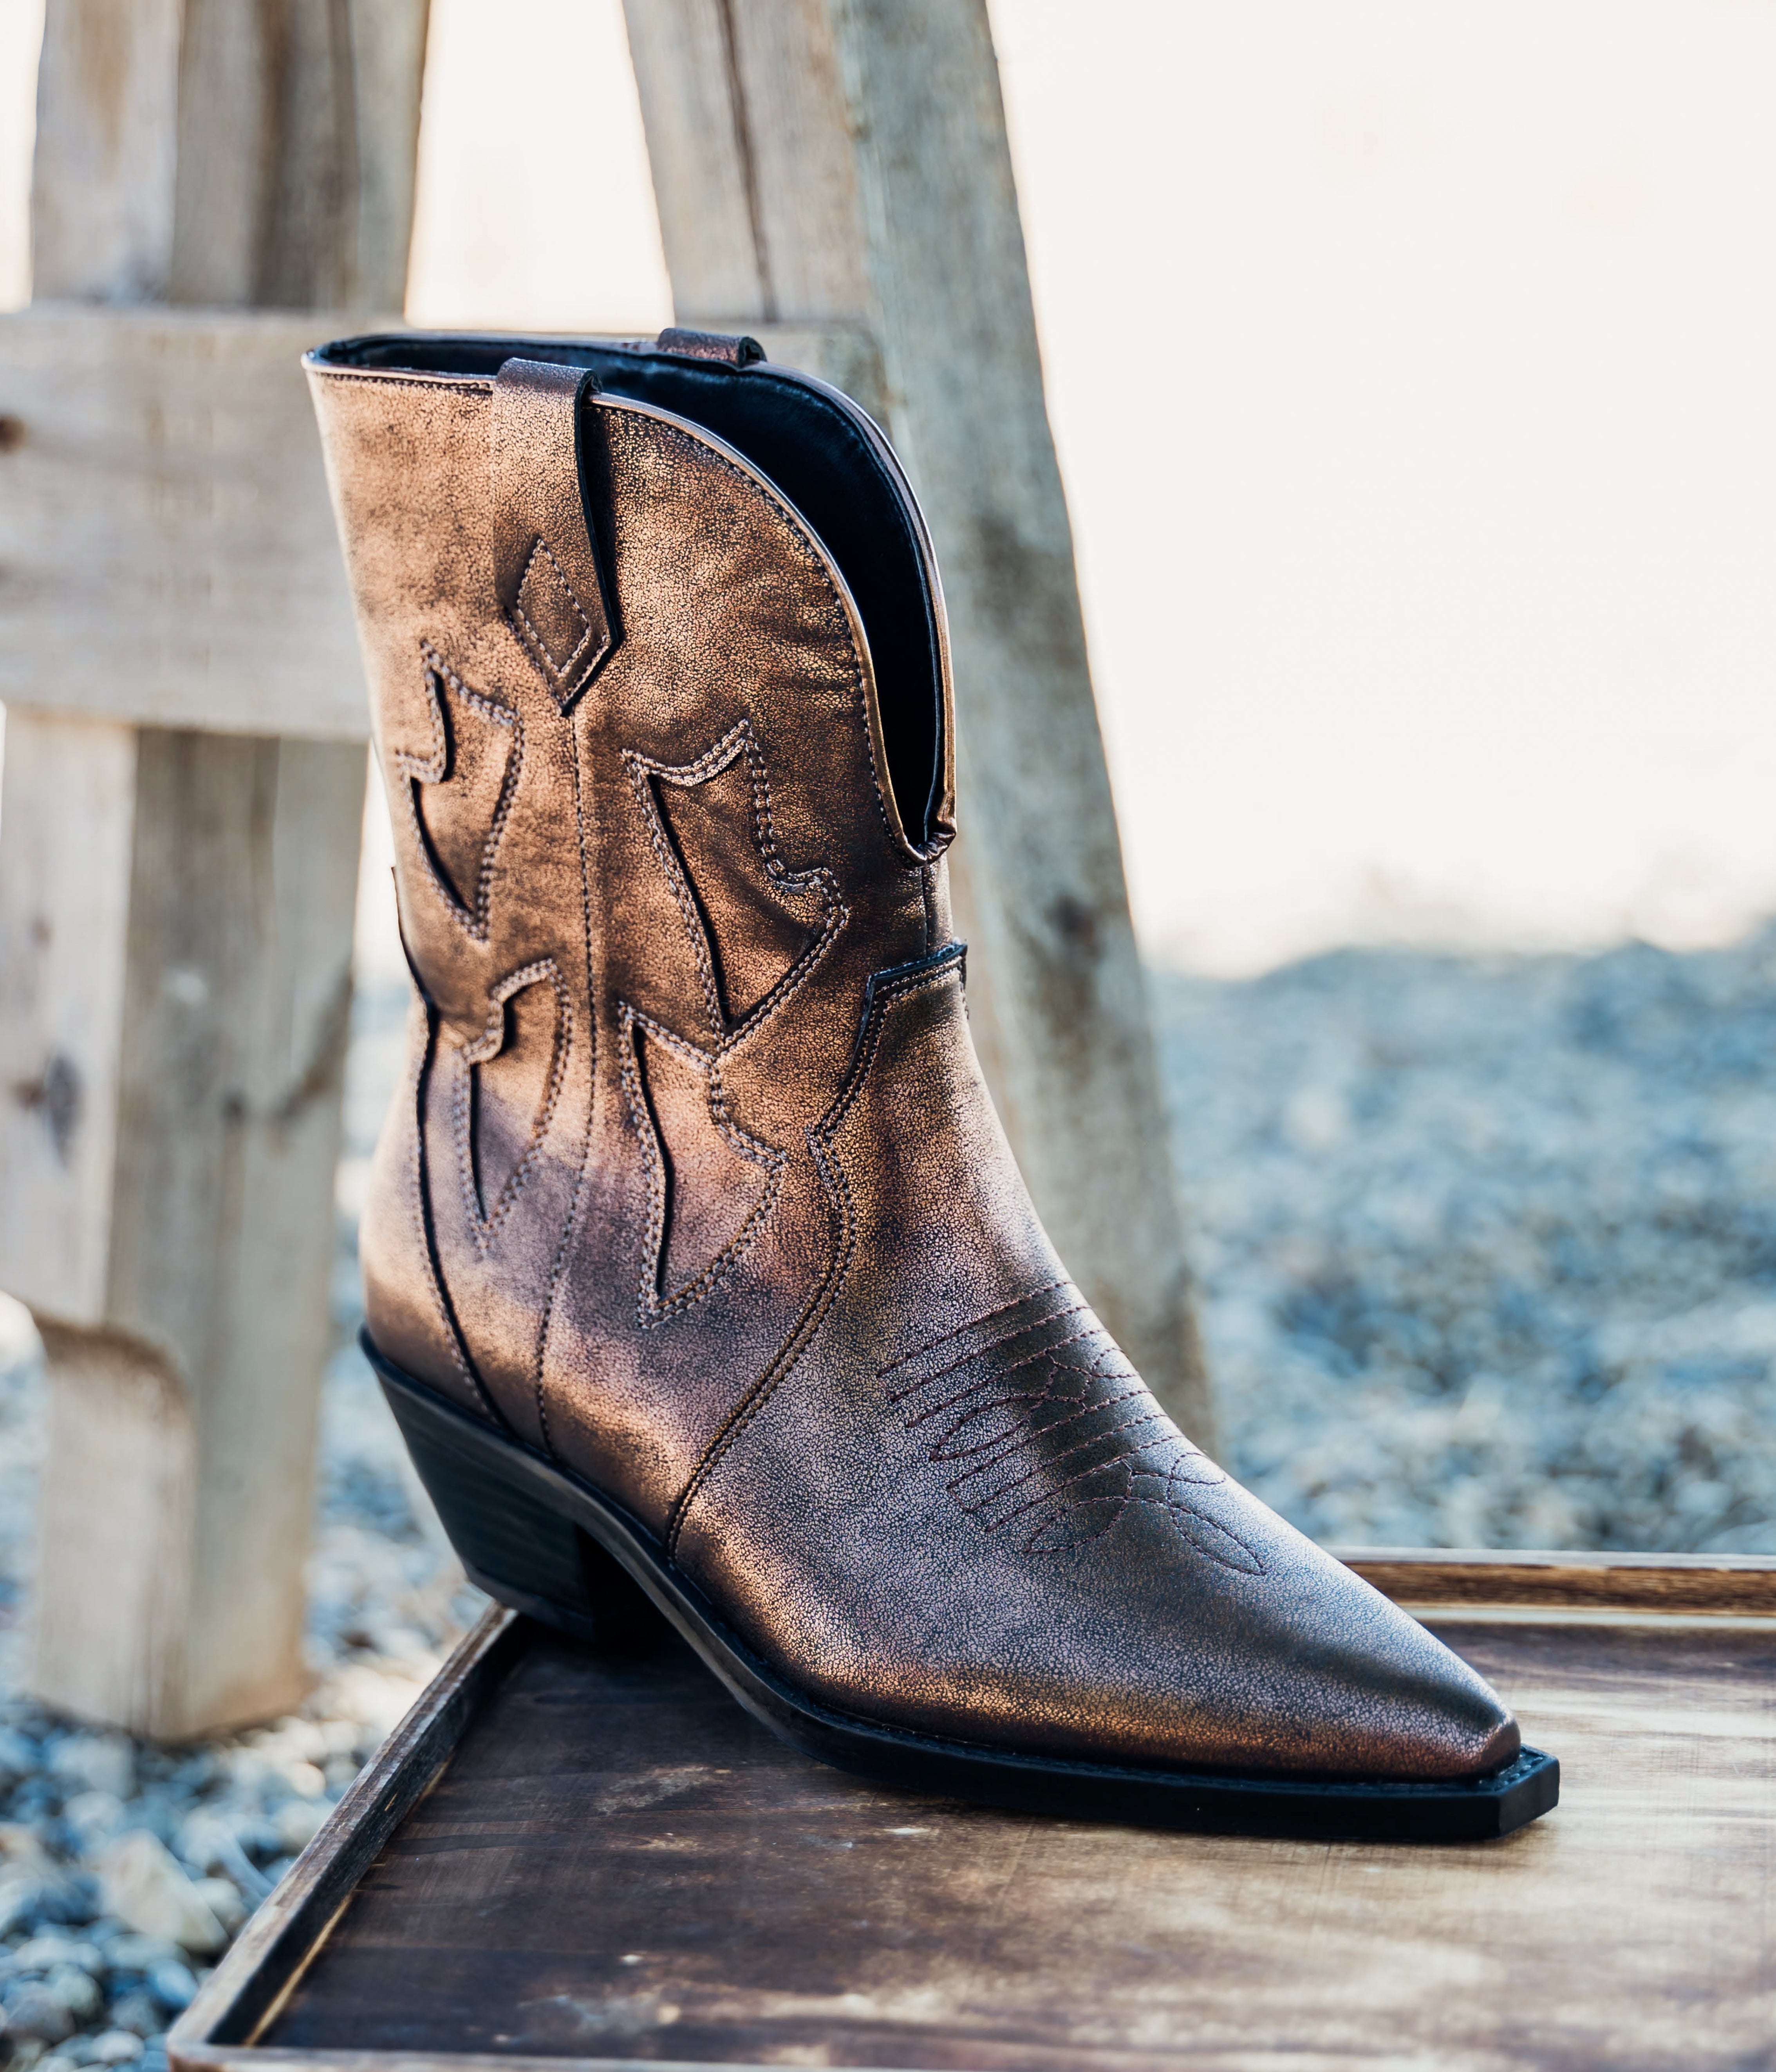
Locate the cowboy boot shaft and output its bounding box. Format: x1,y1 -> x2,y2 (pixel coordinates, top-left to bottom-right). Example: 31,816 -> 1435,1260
310,340 -> 969,1535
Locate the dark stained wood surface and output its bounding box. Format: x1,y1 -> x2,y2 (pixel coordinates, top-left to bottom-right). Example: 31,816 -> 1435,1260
257,1613 -> 1776,2071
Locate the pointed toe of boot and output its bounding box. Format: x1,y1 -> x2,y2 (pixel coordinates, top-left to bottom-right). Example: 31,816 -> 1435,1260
1289,1597 -> 1522,1784
1260,1547 -> 1523,1784
1122,1499 -> 1524,1785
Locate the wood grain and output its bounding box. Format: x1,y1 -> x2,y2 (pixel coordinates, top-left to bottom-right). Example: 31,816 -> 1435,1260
11,728 -> 367,1735
220,1610 -> 1774,2072
31,0 -> 429,311
172,1608 -> 528,2061
622,0 -> 1216,1445
0,710 -> 137,1317
1338,1546 -> 1776,1617
0,303 -> 376,739
5,0 -> 428,1737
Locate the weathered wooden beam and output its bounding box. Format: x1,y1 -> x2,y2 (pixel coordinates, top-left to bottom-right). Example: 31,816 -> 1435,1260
2,0 -> 427,1736
30,0 -> 427,312
621,0 -> 1214,1439
0,305 -> 373,739
0,308 -> 881,741
4,716 -> 363,1734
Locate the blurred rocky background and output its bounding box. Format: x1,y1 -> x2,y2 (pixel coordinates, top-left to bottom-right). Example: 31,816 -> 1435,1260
1160,930 -> 1776,1554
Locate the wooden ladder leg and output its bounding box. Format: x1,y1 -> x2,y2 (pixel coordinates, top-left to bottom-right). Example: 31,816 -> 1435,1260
0,711 -> 365,1736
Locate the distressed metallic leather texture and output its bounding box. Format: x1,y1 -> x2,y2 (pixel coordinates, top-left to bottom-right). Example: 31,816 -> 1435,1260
309,335 -> 1517,1783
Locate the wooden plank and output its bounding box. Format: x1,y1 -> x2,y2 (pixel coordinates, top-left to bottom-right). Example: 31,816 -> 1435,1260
0,310 -> 889,741
0,303 -> 376,740
1337,1546 -> 1776,1617
31,0 -> 429,311
6,0 -> 430,1734
170,1607 -> 526,2062
7,726 -> 368,1735
179,1609 -> 1772,2072
0,710 -> 136,1317
27,0 -> 184,303
622,0 -> 1216,1443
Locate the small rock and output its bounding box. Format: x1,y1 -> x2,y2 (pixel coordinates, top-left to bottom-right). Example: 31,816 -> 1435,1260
89,2033 -> 143,2065
5,2041 -> 48,2071
105,1992 -> 160,2041
0,1867 -> 92,1942
2,1982 -> 76,2044
321,1755 -> 359,1794
5,1942 -> 103,1991
33,1874 -> 101,1930
0,1872 -> 41,1940
49,1740 -> 134,1806
0,1828 -> 51,1869
94,1937 -> 178,1978
42,1967 -> 101,2024
94,1837 -> 224,1957
144,1960 -> 195,2015
173,1812 -> 269,1893
190,1880 -> 244,1935
0,1731 -> 40,1786
61,1795 -> 126,1861
273,1799 -> 326,1855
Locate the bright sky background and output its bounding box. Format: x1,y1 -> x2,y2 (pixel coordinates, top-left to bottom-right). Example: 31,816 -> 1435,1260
7,0 -> 1776,974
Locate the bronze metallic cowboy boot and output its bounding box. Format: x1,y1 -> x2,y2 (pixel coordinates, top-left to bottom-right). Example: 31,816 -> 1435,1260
307,329 -> 1555,1840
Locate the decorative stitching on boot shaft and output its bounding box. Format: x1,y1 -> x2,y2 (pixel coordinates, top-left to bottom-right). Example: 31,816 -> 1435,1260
509,535 -> 595,690
395,645 -> 521,944
638,417 -> 904,857
450,959 -> 573,1251
616,1002 -> 786,1323
622,720 -> 847,1048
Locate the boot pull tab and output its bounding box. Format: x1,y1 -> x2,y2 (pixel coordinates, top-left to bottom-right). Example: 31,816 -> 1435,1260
656,326 -> 765,366
490,358 -> 619,712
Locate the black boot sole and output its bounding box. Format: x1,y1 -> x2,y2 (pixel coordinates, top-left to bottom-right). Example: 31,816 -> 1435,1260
368,1335 -> 1559,1842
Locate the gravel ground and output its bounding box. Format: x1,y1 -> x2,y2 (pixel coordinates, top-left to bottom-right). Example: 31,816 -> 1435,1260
2,927 -> 1774,2061
0,978 -> 482,2072
1157,926 -> 1776,1552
